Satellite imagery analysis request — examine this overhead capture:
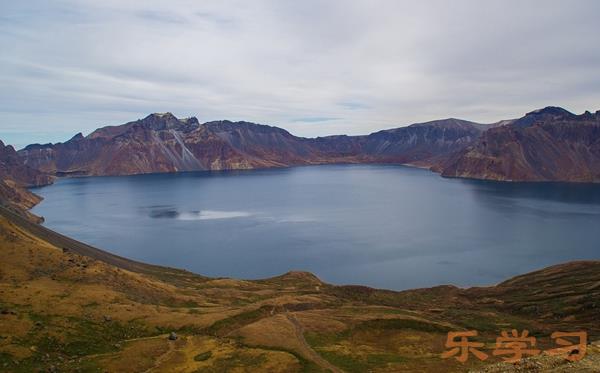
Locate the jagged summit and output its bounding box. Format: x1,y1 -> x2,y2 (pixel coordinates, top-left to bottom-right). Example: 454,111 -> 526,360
441,106 -> 600,182
70,133 -> 84,141
136,112 -> 199,131
139,112 -> 177,125
149,112 -> 176,118
182,116 -> 200,125
143,112 -> 199,124
527,106 -> 574,116
513,106 -> 577,127
203,119 -> 293,135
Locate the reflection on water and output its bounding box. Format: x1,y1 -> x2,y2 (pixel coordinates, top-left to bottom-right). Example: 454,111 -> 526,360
145,206 -> 252,220
464,178 -> 600,204
31,164 -> 600,290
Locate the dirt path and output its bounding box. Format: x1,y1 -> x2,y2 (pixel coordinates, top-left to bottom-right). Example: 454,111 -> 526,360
82,335 -> 170,361
142,337 -> 178,373
286,313 -> 344,373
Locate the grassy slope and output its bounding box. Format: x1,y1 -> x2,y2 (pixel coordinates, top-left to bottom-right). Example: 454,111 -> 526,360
0,206 -> 598,372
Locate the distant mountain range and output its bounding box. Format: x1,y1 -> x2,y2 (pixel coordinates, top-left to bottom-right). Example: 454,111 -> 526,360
17,112 -> 492,176
1,106 -> 600,216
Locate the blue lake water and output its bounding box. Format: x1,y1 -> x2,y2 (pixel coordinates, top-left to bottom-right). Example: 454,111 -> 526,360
31,164 -> 600,290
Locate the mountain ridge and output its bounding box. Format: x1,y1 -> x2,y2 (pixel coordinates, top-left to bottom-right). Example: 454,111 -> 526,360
18,115 -> 486,176
13,105 -> 600,185
441,107 -> 600,182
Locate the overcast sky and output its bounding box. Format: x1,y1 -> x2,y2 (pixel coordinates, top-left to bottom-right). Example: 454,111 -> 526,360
1,0 -> 599,148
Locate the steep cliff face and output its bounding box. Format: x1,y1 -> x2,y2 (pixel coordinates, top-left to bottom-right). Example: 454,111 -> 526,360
200,120 -> 316,167
18,114 -> 485,176
0,140 -> 52,216
20,114 -> 203,175
0,140 -> 53,187
361,118 -> 489,165
441,107 -> 600,182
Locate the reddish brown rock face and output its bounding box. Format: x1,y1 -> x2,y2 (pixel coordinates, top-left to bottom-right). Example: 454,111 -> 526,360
441,107 -> 600,182
0,140 -> 52,215
0,140 -> 53,187
17,113 -> 486,177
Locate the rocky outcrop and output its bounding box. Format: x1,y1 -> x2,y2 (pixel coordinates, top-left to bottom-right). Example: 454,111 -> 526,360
0,140 -> 53,218
18,114 -> 486,176
0,179 -> 42,210
441,107 -> 600,182
0,140 -> 53,187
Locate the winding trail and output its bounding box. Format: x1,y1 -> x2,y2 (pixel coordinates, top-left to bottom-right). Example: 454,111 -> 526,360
82,335 -> 168,361
142,337 -> 178,373
286,313 -> 344,373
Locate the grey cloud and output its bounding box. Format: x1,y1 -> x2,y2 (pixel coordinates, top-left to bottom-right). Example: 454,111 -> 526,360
1,0 -> 600,146
338,102 -> 370,110
194,12 -> 236,26
136,10 -> 188,24
292,117 -> 340,123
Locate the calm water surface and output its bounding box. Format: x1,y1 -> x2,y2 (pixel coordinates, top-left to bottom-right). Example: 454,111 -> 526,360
31,164 -> 600,290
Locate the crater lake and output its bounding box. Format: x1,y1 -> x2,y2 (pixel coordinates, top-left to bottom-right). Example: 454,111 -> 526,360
31,164 -> 600,290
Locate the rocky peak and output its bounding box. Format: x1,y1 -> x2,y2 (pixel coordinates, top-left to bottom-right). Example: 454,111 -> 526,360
203,120 -> 291,135
408,118 -> 484,130
182,117 -> 200,126
528,106 -> 574,116
139,113 -> 179,129
70,132 -> 84,141
0,141 -> 18,163
137,113 -> 199,132
514,106 -> 576,127
148,112 -> 177,120
22,143 -> 54,151
0,138 -> 53,188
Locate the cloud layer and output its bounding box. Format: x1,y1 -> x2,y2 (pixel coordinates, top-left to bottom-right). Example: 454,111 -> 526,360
1,0 -> 600,148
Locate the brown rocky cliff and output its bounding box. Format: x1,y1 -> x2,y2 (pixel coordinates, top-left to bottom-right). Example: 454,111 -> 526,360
0,140 -> 53,220
0,140 -> 53,187
441,107 -> 600,182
